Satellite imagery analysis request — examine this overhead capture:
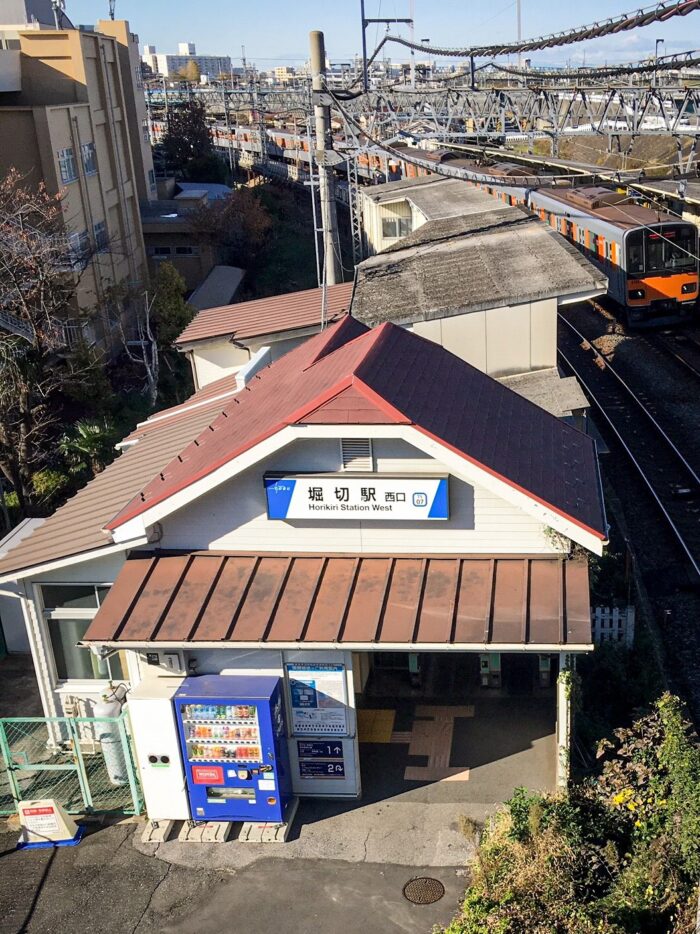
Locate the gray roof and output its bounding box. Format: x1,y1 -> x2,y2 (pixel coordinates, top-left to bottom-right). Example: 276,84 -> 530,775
361,176 -> 499,221
188,265 -> 246,312
499,368 -> 589,419
352,210 -> 607,327
176,182 -> 233,201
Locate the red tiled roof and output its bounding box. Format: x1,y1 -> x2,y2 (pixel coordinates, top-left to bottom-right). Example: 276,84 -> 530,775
107,316 -> 606,541
85,552 -> 592,648
174,281 -> 355,346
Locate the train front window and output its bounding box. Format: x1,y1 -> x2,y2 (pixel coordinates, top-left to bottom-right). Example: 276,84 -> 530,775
644,225 -> 696,274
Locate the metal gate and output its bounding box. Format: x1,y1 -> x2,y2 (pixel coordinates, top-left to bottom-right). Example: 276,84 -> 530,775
0,714 -> 142,816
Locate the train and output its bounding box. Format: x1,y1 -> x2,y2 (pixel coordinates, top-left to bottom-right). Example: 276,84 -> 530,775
451,158 -> 699,327
149,111 -> 699,324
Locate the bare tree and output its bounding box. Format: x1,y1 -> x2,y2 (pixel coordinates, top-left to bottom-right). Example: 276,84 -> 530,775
118,289 -> 159,409
0,169 -> 99,512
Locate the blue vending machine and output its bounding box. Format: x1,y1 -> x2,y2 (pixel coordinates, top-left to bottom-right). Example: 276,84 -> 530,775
173,674 -> 293,823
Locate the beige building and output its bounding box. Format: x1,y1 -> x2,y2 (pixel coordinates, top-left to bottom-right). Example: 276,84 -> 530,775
0,10 -> 154,347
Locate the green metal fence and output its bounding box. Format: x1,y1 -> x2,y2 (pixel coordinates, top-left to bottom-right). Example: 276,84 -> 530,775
0,714 -> 142,817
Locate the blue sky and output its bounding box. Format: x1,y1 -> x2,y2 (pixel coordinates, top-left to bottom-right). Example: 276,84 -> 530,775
65,1 -> 700,67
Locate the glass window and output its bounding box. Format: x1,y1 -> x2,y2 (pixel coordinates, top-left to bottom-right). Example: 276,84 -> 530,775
68,230 -> 90,268
42,584 -> 100,610
645,225 -> 696,274
48,619 -> 124,680
381,216 -> 411,238
148,168 -> 156,187
94,221 -> 109,253
81,142 -> 97,176
151,246 -> 172,256
58,147 -> 77,184
175,245 -> 199,255
626,230 -> 644,274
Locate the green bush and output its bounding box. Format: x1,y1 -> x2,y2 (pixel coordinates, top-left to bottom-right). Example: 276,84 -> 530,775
440,695 -> 700,934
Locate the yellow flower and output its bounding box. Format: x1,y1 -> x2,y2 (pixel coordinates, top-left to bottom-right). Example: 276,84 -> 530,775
626,802 -> 637,812
635,820 -> 642,828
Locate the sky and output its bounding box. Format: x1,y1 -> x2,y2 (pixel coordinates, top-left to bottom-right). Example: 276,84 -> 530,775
62,0 -> 700,68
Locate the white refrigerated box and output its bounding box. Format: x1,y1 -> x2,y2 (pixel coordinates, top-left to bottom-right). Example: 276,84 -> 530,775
127,677 -> 190,821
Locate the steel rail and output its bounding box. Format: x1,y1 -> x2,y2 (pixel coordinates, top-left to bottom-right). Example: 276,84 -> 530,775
645,331 -> 700,381
558,313 -> 700,578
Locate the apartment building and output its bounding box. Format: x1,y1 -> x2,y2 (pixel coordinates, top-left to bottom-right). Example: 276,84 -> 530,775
0,4 -> 153,347
142,42 -> 231,79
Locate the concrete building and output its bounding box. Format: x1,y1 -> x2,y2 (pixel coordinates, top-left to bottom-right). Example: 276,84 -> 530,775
0,317 -> 607,818
141,189 -> 221,291
174,281 -> 354,388
142,42 -> 231,80
0,11 -> 153,345
354,176 -> 607,416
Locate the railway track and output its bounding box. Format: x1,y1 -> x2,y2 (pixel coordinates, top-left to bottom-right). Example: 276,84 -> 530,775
557,314 -> 700,579
645,329 -> 700,381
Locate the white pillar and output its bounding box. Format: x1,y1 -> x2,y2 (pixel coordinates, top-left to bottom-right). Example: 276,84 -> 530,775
556,652 -> 572,788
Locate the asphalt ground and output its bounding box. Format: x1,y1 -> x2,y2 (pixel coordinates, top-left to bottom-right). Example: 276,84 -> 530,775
0,823 -> 465,934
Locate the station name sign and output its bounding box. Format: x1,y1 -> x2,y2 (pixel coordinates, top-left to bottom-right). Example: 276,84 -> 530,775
265,475 -> 449,520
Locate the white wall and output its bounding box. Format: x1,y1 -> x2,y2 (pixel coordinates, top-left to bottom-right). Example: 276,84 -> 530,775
408,298 -> 557,377
159,436 -> 560,555
191,333 -> 312,388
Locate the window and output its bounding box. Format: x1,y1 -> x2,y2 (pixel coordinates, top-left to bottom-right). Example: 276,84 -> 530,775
68,230 -> 90,268
149,246 -> 172,258
81,142 -> 97,176
41,584 -> 124,682
639,225 -> 697,275
381,216 -> 411,239
175,245 -> 200,256
57,147 -> 78,184
148,168 -> 156,189
94,220 -> 109,253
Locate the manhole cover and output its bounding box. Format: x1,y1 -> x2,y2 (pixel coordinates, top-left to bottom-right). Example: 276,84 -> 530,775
402,876 -> 445,905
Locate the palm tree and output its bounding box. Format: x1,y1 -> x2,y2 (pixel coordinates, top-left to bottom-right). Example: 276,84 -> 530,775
58,419 -> 116,477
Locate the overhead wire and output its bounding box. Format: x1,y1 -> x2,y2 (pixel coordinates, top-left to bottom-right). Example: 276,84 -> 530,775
378,0 -> 700,59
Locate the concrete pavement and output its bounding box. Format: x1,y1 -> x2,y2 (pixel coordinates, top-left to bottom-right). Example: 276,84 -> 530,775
0,823 -> 465,934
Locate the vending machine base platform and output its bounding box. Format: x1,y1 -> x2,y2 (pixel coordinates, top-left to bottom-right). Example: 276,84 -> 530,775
238,795 -> 299,844
141,819 -> 176,845
177,820 -> 233,844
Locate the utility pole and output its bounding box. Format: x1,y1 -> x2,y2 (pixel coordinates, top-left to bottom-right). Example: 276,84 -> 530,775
310,30 -> 341,286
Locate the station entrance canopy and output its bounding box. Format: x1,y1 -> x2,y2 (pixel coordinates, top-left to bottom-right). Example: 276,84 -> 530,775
84,552 -> 592,652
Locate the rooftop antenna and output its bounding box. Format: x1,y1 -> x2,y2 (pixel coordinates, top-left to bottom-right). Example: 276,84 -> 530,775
51,0 -> 66,28
109,0 -> 116,20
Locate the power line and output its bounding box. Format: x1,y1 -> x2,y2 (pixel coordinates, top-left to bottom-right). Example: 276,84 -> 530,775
378,0 -> 700,59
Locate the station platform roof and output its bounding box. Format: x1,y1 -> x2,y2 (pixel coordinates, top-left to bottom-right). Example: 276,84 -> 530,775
84,551 -> 592,651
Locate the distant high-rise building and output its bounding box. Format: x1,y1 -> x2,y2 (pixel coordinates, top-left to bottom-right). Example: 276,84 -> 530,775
142,41 -> 232,79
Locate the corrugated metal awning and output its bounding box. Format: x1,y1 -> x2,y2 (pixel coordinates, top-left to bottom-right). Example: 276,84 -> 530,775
85,552 -> 592,650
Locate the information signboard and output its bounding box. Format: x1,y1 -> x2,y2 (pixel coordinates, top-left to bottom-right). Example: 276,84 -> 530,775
265,475 -> 449,521
286,663 -> 348,736
297,740 -> 344,760
299,759 -> 346,779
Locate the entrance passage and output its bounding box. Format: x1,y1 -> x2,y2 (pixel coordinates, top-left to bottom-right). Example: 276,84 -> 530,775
355,653 -> 557,808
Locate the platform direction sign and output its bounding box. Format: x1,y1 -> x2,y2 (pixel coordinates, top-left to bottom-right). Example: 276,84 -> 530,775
297,740 -> 344,760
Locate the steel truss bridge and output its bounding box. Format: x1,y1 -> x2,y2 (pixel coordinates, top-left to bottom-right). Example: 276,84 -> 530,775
146,83 -> 700,150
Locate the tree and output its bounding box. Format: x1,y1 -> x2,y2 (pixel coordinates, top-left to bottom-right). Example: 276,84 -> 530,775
188,188 -> 272,267
119,262 -> 194,409
179,60 -> 201,84
161,99 -> 215,178
0,169 -> 99,513
59,419 -> 117,477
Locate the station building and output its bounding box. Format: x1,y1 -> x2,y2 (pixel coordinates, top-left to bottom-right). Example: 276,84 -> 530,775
0,317 -> 607,810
